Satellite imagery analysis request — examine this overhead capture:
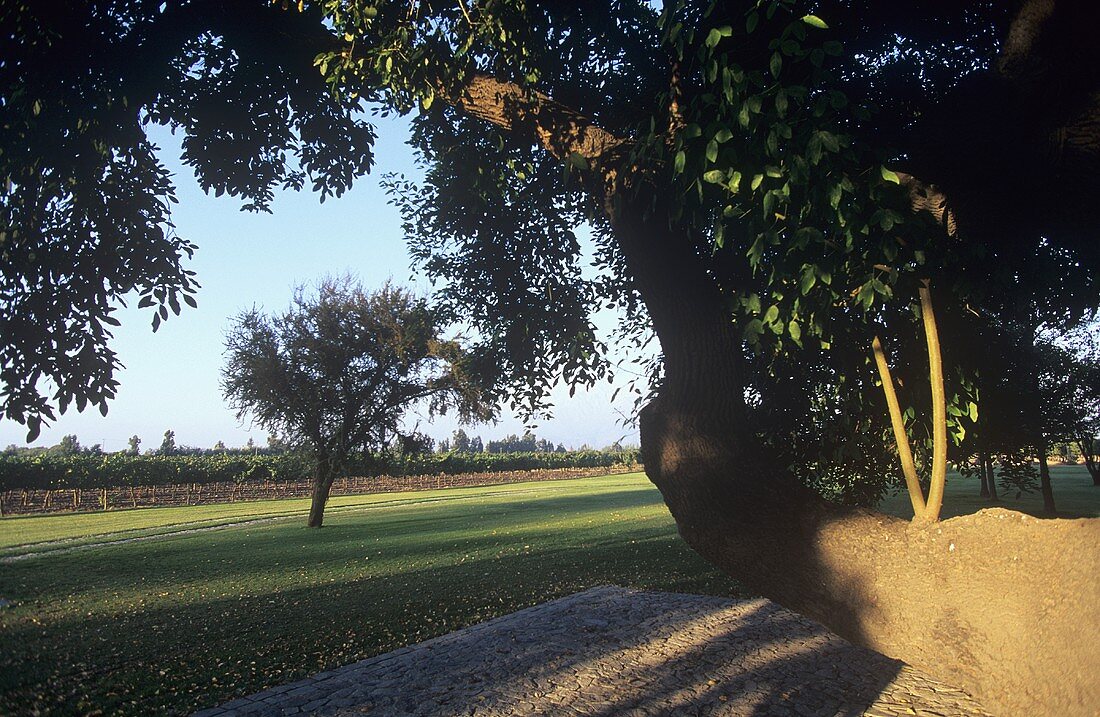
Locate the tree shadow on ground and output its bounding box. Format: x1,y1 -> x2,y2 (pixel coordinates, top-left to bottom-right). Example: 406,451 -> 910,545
466,591 -> 904,717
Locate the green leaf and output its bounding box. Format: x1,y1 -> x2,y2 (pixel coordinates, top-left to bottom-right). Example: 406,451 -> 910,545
705,28 -> 723,48
751,173 -> 764,191
568,152 -> 589,171
770,52 -> 782,78
829,183 -> 842,208
800,272 -> 816,295
746,12 -> 759,34
801,14 -> 828,29
706,139 -> 719,163
775,90 -> 788,117
682,124 -> 702,139
728,171 -> 742,192
764,305 -> 780,324
674,150 -> 686,174
788,320 -> 802,344
714,128 -> 733,144
703,169 -> 725,184
880,166 -> 901,184
738,104 -> 751,128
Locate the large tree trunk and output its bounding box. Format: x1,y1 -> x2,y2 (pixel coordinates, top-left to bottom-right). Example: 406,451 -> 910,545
608,200 -> 1100,716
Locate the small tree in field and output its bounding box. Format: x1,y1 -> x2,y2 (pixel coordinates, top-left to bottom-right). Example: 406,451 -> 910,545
222,278 -> 491,527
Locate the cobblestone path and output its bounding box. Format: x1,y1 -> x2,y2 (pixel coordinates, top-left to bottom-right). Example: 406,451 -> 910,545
195,586 -> 991,717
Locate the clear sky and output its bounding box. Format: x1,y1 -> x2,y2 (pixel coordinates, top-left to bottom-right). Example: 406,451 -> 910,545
0,114 -> 643,452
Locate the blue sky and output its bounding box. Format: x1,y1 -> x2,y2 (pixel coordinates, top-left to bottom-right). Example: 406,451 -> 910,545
0,114 -> 643,451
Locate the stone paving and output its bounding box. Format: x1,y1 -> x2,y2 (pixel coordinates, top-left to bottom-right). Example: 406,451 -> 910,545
194,586 -> 992,717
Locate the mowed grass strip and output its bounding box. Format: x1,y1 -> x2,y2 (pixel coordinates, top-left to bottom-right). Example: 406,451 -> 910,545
0,483 -> 567,556
0,473 -> 745,716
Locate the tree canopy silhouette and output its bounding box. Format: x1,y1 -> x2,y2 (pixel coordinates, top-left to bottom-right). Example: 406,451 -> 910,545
3,1 -> 1099,712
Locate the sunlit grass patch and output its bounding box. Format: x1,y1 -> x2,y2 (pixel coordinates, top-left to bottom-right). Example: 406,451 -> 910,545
0,473 -> 744,716
877,465 -> 1098,519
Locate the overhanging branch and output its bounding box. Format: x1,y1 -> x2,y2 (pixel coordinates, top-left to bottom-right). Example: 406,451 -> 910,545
441,74 -> 629,167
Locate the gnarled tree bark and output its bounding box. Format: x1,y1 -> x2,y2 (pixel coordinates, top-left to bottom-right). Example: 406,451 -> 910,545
601,188 -> 1099,716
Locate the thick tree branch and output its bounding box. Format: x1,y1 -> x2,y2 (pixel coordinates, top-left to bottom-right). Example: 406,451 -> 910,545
896,173 -> 957,237
441,74 -> 629,166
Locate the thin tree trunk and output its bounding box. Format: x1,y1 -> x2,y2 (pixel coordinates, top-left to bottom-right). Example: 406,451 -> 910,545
1037,448 -> 1057,514
1077,439 -> 1100,486
307,453 -> 335,528
919,281 -> 948,522
307,477 -> 333,527
986,457 -> 999,500
872,336 -> 926,517
978,451 -> 990,498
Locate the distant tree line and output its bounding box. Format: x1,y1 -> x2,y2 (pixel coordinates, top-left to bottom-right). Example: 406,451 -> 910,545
3,429 -> 636,460
3,431 -> 284,458
435,429 -> 630,455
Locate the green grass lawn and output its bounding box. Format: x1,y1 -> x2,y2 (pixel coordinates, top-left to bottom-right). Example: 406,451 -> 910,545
0,473 -> 744,716
876,464 -> 1099,519
3,467 -> 1096,716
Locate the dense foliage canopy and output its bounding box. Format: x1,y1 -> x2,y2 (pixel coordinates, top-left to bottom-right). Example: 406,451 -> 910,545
3,1 -> 1098,502
222,278 -> 489,459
